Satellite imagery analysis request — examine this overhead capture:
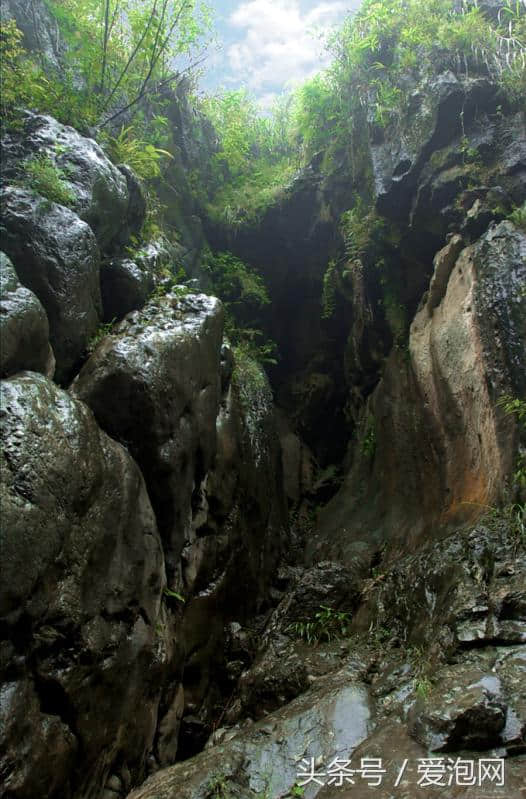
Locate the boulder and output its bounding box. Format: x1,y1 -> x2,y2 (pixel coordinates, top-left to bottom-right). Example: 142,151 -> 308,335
0,250 -> 54,377
0,187 -> 102,382
127,671 -> 373,799
1,111 -> 145,250
410,669 -> 507,751
71,293 -> 225,574
100,239 -> 171,322
0,372 -> 173,799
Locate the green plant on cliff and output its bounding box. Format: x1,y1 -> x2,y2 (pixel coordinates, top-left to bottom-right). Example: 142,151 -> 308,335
0,20 -> 49,126
202,90 -> 296,227
321,259 -> 338,319
287,605 -> 352,645
207,773 -> 232,799
508,202 -> 526,231
44,0 -> 212,128
102,125 -> 173,180
361,415 -> 377,459
24,156 -> 75,207
498,395 -> 526,490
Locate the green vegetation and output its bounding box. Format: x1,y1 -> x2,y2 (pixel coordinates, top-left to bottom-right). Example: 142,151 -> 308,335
361,415 -> 377,459
0,20 -> 49,127
201,90 -> 296,227
102,125 -> 173,180
498,395 -> 526,490
25,156 -> 75,206
509,202 -> 526,231
287,605 -> 352,645
87,319 -> 117,353
292,0 -> 526,166
321,259 -> 338,319
45,0 -> 211,129
164,587 -> 186,603
206,773 -> 232,799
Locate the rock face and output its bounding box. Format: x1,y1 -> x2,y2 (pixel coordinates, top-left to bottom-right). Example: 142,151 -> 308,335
0,372 -> 173,799
125,516 -> 526,799
1,112 -> 143,251
127,673 -> 373,799
100,240 -> 171,322
0,0 -> 64,70
71,293 -> 224,573
0,187 -> 102,383
315,222 -> 526,566
71,294 -> 288,760
0,251 -> 54,377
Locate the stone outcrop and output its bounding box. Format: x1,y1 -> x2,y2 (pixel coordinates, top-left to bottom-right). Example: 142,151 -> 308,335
71,293 -> 225,573
0,250 -> 55,377
0,372 -> 173,799
315,222 -> 526,566
125,515 -> 526,799
0,187 -> 102,382
100,240 -> 171,322
0,113 -> 149,382
1,112 -> 144,251
70,293 -> 288,762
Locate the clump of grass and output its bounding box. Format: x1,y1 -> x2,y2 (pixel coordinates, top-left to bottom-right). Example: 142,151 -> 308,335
508,202 -> 526,232
25,156 -> 75,207
287,605 -> 352,645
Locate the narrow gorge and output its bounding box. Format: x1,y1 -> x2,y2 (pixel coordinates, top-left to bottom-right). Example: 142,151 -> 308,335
0,1 -> 525,798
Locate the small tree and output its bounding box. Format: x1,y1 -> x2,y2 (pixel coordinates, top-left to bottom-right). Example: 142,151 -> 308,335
44,0 -> 212,127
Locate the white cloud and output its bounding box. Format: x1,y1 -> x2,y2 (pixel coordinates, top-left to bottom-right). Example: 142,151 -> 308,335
227,0 -> 350,94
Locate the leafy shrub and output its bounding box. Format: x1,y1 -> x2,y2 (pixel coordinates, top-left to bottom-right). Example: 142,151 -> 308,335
287,605 -> 352,645
87,319 -> 117,354
498,394 -> 526,489
0,20 -> 48,125
509,202 -> 526,231
25,156 -> 75,206
203,250 -> 270,312
321,259 -> 338,319
103,125 -> 173,180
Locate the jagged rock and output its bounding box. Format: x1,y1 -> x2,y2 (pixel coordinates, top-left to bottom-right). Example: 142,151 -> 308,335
354,519 -> 526,652
0,251 -> 54,377
316,222 -> 526,565
177,356 -> 287,748
100,239 -> 171,321
232,562 -> 361,719
71,293 -> 224,572
318,719 -> 526,799
0,372 -> 173,799
0,187 -> 102,382
71,294 -> 289,760
126,671 -> 373,799
426,234 -> 464,312
100,259 -> 155,321
410,668 -> 507,751
1,111 -> 144,250
372,72 -> 499,222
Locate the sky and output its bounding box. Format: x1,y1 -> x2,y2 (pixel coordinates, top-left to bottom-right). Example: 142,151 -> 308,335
200,0 -> 363,109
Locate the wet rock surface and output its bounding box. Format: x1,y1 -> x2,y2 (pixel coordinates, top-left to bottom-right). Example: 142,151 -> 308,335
0,187 -> 102,382
128,670 -> 373,799
71,293 -> 224,572
0,250 -> 54,377
315,221 -> 526,566
1,112 -> 142,250
100,240 -> 171,322
125,516 -> 526,799
0,372 -> 172,799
